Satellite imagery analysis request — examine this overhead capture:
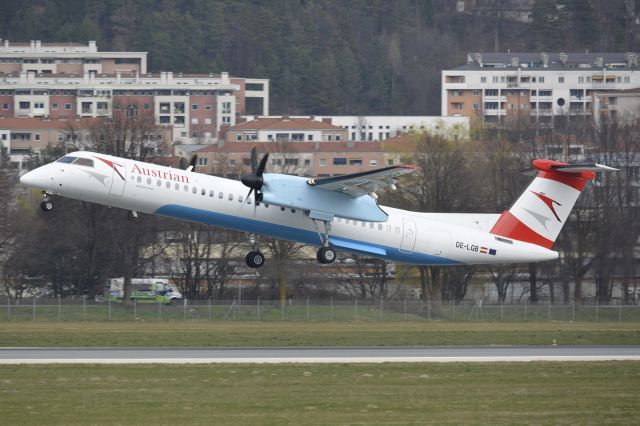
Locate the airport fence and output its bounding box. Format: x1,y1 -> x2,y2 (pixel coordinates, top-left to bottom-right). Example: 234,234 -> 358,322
1,297 -> 640,322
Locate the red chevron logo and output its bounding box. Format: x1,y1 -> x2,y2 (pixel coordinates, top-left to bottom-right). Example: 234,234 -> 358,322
532,191 -> 562,222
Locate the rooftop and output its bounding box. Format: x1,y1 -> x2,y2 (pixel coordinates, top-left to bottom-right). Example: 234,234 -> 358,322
451,52 -> 639,71
233,117 -> 344,131
196,141 -> 383,155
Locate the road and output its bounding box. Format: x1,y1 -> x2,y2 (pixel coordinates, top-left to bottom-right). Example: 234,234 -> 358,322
1,346 -> 640,364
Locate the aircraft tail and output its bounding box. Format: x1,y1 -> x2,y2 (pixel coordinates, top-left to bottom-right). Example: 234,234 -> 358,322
490,159 -> 617,248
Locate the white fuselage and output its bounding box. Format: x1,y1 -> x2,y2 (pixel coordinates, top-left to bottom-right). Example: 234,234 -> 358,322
20,152 -> 559,265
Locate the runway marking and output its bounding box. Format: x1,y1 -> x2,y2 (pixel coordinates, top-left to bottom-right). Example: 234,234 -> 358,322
2,356 -> 640,364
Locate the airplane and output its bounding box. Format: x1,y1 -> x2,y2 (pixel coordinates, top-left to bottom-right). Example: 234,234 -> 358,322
19,148 -> 616,268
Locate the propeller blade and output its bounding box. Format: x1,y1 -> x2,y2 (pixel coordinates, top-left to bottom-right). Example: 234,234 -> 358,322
250,147 -> 258,174
186,154 -> 197,172
256,152 -> 269,176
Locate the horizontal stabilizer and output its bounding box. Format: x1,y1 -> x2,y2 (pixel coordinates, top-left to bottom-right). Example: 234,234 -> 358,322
550,163 -> 619,173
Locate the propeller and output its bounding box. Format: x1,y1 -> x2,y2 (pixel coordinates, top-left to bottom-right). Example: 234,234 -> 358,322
241,147 -> 269,205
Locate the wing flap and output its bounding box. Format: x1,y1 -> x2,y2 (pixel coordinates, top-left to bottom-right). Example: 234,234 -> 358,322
307,165 -> 416,198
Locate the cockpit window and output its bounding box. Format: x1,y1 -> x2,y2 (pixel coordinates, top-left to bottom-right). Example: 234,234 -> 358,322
73,158 -> 94,167
55,155 -> 78,164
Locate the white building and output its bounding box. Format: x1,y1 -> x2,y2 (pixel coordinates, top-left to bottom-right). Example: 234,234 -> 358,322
242,115 -> 469,141
442,52 -> 640,126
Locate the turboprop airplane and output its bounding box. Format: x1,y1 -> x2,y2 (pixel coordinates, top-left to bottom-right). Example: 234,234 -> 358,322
19,148 -> 616,268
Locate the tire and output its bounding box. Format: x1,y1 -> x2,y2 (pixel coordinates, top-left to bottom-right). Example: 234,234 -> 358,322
317,246 -> 336,264
245,251 -> 265,268
40,199 -> 53,212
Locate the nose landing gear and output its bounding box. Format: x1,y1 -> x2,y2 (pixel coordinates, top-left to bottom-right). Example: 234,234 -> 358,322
40,192 -> 53,212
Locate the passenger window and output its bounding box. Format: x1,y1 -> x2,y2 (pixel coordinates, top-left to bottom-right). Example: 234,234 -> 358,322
370,223 -> 374,229
192,186 -> 197,194
175,183 -> 179,190
228,193 -> 233,201
218,192 -> 223,199
209,190 -> 214,197
386,225 -> 391,232
280,206 -> 285,211
395,226 -> 401,234
183,185 -> 189,192
238,195 -> 243,203
166,181 -> 171,189
291,209 -> 295,213
157,180 -> 161,187
137,176 -> 142,183
147,178 -> 152,185
362,222 -> 366,227
201,188 -> 206,195
378,224 -> 383,231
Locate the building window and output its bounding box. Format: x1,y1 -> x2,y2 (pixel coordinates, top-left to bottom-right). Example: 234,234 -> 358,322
19,101 -> 29,109
624,76 -> 630,83
578,76 -> 584,83
480,76 -> 487,83
34,134 -> 40,141
192,104 -> 198,110
473,90 -> 480,96
191,118 -> 198,124
2,103 -> 8,110
558,76 -> 565,83
304,159 -> 311,166
204,118 -> 212,124
319,159 -> 327,166
64,103 -> 71,110
370,159 -> 377,167
492,76 -> 498,83
205,104 -> 212,110
539,76 -> 545,83
349,159 -> 363,166
473,103 -> 479,109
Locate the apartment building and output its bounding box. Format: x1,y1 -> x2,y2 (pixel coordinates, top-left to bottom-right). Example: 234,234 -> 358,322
193,141 -> 386,178
242,115 -> 469,141
0,41 -> 269,144
0,40 -> 146,75
0,116 -> 173,169
593,88 -> 640,126
190,116 -> 434,178
229,116 -> 348,144
442,52 -> 640,126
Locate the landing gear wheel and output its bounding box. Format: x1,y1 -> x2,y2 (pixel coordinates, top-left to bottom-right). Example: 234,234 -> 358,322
245,251 -> 265,268
317,246 -> 337,264
40,199 -> 53,212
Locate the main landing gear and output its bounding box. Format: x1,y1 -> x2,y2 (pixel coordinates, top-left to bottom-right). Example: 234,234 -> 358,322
313,219 -> 337,264
245,234 -> 265,268
40,192 -> 53,212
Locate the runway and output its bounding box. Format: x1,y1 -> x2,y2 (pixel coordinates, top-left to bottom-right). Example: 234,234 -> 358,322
1,346 -> 640,364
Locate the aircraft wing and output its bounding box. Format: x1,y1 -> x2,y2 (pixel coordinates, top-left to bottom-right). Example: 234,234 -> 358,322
306,165 -> 416,198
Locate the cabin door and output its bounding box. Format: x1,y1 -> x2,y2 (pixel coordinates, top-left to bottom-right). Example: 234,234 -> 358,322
399,218 -> 417,253
109,162 -> 127,196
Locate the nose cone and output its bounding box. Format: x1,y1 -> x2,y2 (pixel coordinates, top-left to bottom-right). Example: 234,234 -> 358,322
20,168 -> 46,188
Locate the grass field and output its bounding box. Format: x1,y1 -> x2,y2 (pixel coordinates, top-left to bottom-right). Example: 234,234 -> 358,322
1,321 -> 640,347
1,362 -> 639,425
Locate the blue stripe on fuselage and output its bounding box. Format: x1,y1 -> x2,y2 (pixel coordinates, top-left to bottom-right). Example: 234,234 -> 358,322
154,204 -> 460,265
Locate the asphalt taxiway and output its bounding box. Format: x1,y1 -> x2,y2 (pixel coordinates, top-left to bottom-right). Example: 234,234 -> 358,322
1,346 -> 639,364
